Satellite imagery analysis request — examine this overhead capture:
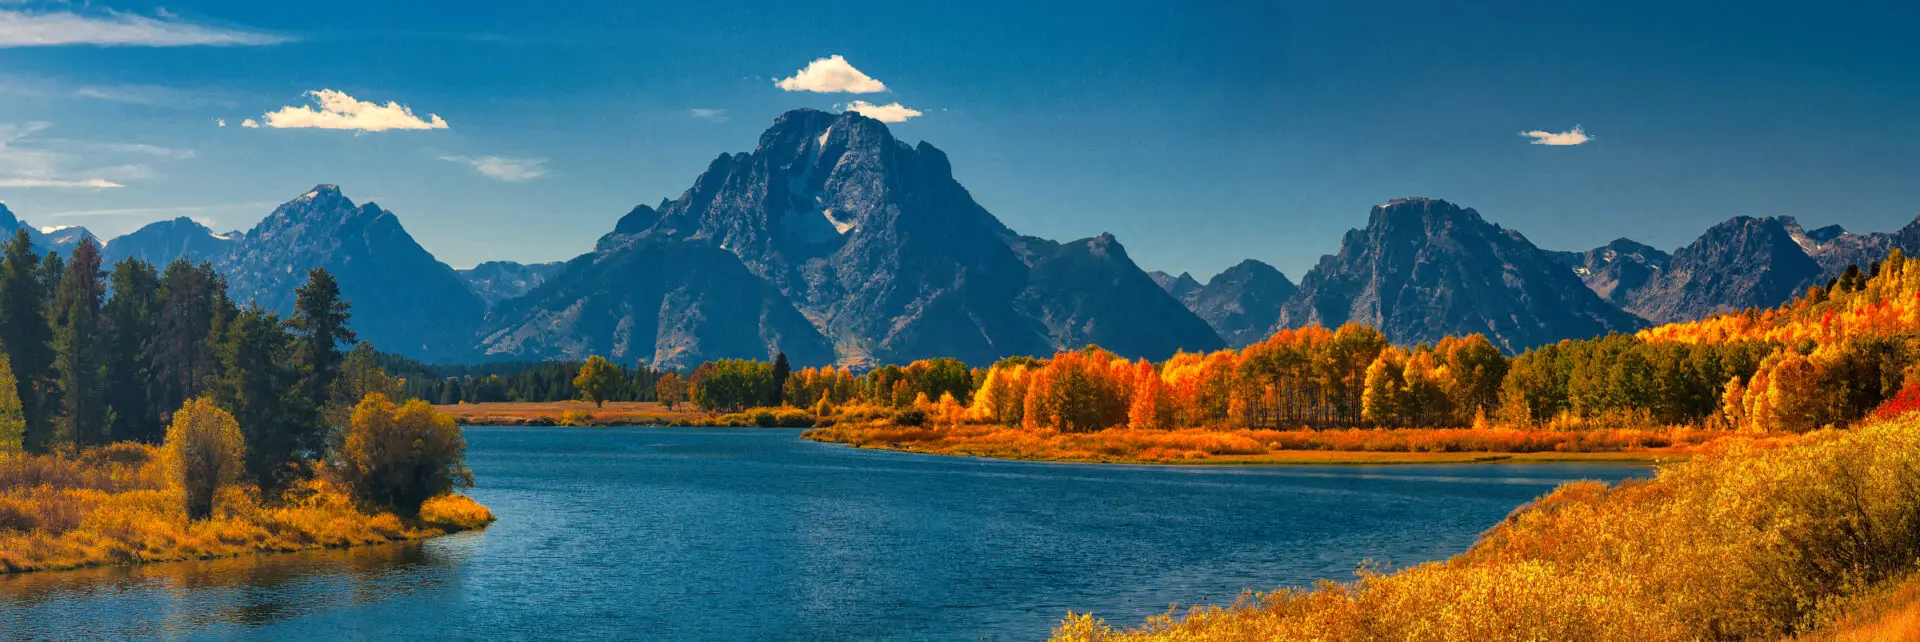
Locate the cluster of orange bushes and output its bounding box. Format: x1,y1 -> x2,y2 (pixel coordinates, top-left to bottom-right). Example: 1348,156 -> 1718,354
803,419 -> 1752,464
1642,250 -> 1920,347
0,442 -> 492,573
1053,411 -> 1920,641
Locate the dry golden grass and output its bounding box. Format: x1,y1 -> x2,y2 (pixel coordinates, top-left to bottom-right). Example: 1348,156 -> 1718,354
1795,572 -> 1920,641
804,421 -> 1770,465
417,493 -> 495,530
0,443 -> 491,574
434,400 -> 706,426
1050,414 -> 1920,641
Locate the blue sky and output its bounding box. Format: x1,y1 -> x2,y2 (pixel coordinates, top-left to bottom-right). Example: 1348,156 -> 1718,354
0,1 -> 1915,279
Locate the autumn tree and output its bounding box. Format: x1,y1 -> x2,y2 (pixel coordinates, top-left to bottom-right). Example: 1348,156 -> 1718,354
656,371 -> 687,409
164,397 -> 245,521
573,355 -> 621,408
339,393 -> 472,515
326,343 -> 406,432
0,356 -> 22,452
1361,348 -> 1405,426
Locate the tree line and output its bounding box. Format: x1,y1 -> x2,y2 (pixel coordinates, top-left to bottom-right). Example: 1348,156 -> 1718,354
375,353 -> 666,406
614,251 -> 1920,436
0,230 -> 461,512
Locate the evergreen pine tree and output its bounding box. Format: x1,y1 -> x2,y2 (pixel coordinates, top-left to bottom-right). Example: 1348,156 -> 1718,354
772,352 -> 791,407
290,268 -> 354,414
104,259 -> 164,442
51,239 -> 109,446
150,260 -> 222,428
0,230 -> 53,452
214,307 -> 315,495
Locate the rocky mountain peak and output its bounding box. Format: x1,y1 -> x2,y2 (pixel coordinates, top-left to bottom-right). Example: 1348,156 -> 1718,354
100,216 -> 233,267
1279,197 -> 1643,351
1150,271 -> 1204,300
1370,197 -> 1486,228
222,185 -> 482,361
1616,214 -> 1823,323
483,109 -> 1220,367
1156,258 -> 1298,348
1806,224 -> 1850,243
1211,258 -> 1287,287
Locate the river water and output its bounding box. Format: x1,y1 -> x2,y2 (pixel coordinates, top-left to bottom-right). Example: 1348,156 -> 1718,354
1,427 -> 1648,640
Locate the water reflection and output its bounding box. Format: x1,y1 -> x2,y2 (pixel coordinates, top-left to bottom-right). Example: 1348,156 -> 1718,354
0,533 -> 476,639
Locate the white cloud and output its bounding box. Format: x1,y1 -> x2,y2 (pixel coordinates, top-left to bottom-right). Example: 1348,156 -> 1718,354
240,118 -> 258,128
214,118 -> 226,127
688,108 -> 728,122
74,82 -> 237,109
1521,125 -> 1591,146
45,140 -> 194,159
44,201 -> 275,219
775,55 -> 886,93
0,178 -> 121,188
0,122 -> 140,189
0,9 -> 287,47
844,100 -> 923,123
256,89 -> 448,132
439,155 -> 548,182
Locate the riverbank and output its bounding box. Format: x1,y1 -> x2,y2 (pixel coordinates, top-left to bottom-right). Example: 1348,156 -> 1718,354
435,401 -> 822,429
1050,415 -> 1920,641
0,444 -> 494,574
802,421 -> 1772,465
435,400 -> 704,426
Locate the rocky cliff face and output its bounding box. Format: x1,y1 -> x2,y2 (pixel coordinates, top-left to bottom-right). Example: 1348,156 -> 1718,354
220,185 -> 484,362
1617,216 -> 1827,323
484,109 -> 1221,366
1608,216 -> 1920,323
1550,238 -> 1670,307
1276,198 -> 1644,352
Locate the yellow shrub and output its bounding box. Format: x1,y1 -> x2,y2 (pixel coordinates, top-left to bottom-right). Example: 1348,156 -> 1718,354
419,493 -> 496,530
0,440 -> 492,574
1057,414 -> 1920,641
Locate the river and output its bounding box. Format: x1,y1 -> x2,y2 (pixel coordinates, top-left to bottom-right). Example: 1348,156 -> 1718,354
1,427 -> 1649,640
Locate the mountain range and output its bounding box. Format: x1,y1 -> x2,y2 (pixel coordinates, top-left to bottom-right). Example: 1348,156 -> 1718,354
7,109 -> 1915,366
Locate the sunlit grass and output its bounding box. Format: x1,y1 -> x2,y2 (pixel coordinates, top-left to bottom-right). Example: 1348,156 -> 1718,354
0,443 -> 490,574
1051,412 -> 1920,641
